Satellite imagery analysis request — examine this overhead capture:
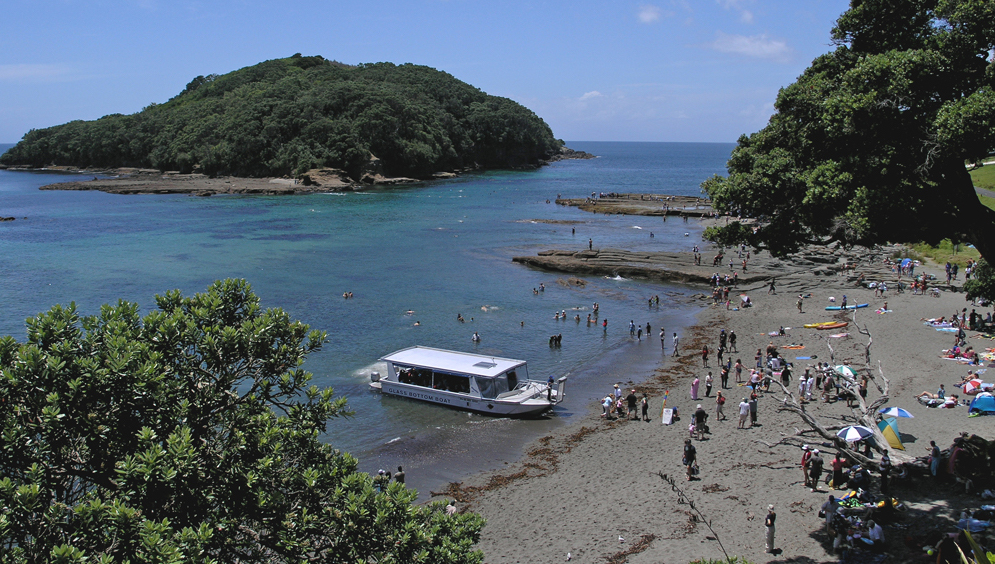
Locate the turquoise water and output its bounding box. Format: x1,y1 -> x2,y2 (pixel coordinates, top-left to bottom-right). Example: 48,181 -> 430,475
0,141 -> 733,496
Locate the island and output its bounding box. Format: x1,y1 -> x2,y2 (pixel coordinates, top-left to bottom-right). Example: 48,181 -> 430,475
1,54 -> 594,194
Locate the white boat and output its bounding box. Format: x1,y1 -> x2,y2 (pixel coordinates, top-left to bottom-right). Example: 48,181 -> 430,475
370,346 -> 566,416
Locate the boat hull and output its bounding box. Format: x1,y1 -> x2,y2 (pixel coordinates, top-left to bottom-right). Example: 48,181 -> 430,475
375,380 -> 556,417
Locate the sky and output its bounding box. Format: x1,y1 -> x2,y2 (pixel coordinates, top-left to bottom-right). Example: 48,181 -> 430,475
0,0 -> 852,144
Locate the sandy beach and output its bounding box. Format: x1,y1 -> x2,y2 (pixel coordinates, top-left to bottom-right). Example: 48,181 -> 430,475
446,212 -> 994,563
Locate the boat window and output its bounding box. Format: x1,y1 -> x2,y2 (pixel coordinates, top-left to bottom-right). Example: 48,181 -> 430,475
432,371 -> 470,394
395,366 -> 433,388
476,375 -> 509,399
506,370 -> 518,390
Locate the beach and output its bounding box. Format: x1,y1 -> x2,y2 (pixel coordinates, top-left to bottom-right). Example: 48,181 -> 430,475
452,220 -> 993,563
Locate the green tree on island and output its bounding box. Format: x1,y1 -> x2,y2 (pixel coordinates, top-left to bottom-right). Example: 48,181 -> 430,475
702,0 -> 995,259
0,279 -> 484,563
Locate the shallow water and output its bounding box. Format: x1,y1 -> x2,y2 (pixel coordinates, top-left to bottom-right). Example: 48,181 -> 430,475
0,141 -> 733,498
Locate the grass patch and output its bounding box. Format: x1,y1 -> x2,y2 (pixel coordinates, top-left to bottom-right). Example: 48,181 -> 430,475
910,239 -> 980,267
978,193 -> 995,211
970,164 -> 995,191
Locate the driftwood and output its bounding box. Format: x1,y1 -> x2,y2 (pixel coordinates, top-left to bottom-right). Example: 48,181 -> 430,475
763,312 -> 911,466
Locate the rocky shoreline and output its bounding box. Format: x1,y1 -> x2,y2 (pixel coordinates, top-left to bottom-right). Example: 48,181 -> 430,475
13,146 -> 597,197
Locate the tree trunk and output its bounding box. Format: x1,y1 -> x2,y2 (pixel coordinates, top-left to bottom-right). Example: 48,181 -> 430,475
947,162 -> 995,261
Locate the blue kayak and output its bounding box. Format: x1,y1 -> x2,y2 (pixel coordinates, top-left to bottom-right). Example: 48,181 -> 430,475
825,303 -> 869,310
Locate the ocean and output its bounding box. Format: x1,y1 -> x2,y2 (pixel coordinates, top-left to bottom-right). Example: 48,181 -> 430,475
0,141 -> 734,498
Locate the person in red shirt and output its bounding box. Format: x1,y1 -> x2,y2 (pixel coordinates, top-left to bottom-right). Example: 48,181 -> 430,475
801,445 -> 813,488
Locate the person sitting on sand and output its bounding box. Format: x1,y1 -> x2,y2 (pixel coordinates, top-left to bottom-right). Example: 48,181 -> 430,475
942,394 -> 959,408
957,371 -> 977,385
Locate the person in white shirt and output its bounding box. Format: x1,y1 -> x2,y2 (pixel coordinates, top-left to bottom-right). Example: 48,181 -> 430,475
738,398 -> 750,429
866,520 -> 884,551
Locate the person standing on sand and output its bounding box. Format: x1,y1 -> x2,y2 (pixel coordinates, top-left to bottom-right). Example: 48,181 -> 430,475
808,449 -> 825,492
588,238 -> 593,250
768,278 -> 776,295
749,393 -> 758,426
672,333 -> 680,357
690,376 -> 700,401
683,439 -> 697,481
797,294 -> 804,313
694,404 -> 707,440
641,393 -> 649,421
801,446 -> 813,487
660,328 -> 666,351
738,398 -> 749,429
765,504 -> 776,553
701,345 -> 709,367
720,366 -> 729,389
729,330 -> 737,352
704,372 -> 713,397
716,391 -> 726,420
626,389 -> 638,420
928,440 -> 941,480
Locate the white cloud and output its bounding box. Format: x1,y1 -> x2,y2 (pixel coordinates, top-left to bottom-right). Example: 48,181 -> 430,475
0,64 -> 74,82
709,32 -> 791,62
717,0 -> 753,24
638,5 -> 661,23
579,91 -> 604,100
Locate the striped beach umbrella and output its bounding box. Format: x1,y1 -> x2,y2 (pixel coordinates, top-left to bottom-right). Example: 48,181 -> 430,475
878,407 -> 914,418
836,425 -> 874,442
834,365 -> 857,379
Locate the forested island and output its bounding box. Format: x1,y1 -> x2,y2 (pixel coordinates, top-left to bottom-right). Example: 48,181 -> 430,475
0,54 -> 576,182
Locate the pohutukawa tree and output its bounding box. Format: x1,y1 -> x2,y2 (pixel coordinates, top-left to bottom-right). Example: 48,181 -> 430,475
0,279 -> 484,563
702,0 -> 995,259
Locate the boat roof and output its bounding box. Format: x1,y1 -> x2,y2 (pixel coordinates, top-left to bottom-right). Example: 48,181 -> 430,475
380,346 -> 526,377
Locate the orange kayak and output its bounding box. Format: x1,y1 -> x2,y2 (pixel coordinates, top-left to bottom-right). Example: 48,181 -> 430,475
816,322 -> 848,330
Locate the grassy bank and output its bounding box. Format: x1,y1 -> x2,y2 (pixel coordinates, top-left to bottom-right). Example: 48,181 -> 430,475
903,240 -> 980,267
970,164 -> 995,191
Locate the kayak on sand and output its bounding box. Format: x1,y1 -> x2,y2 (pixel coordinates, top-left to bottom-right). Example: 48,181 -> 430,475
825,303 -> 869,311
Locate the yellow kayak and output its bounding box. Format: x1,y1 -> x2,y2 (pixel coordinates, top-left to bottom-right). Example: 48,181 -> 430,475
803,321 -> 838,328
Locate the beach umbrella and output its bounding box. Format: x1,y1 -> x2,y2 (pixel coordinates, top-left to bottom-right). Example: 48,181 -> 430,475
836,425 -> 874,442
964,379 -> 983,394
834,365 -> 857,379
901,258 -> 912,268
878,407 -> 914,418
877,417 -> 905,451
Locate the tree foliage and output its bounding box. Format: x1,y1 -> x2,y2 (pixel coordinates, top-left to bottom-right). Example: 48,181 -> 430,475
964,259 -> 995,303
0,54 -> 562,180
0,279 -> 484,563
702,0 -> 995,258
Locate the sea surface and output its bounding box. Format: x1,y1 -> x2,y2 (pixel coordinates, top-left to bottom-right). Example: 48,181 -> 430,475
0,141 -> 734,499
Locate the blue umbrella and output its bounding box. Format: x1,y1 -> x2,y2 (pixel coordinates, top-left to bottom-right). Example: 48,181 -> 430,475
878,406 -> 914,418
901,258 -> 912,268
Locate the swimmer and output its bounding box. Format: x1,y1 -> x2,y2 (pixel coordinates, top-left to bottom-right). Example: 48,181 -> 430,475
405,310 -> 415,315
472,331 -> 480,342
413,321 -> 421,326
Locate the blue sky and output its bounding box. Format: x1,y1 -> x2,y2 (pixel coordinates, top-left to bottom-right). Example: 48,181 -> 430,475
0,0 -> 850,143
